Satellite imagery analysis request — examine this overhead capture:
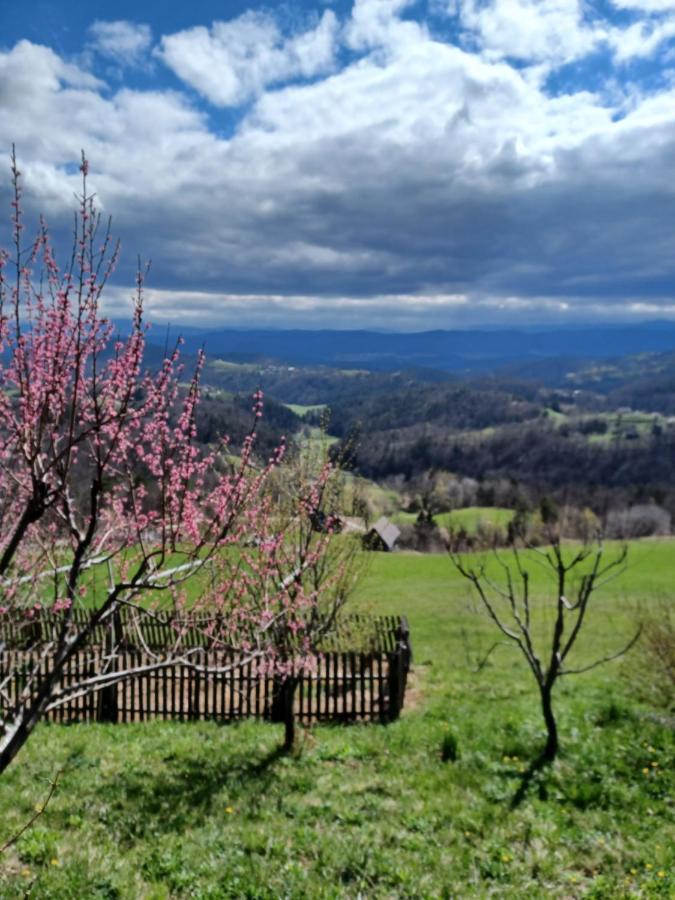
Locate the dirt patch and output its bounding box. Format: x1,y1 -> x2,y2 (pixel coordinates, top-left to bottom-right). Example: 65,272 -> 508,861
401,665 -> 427,713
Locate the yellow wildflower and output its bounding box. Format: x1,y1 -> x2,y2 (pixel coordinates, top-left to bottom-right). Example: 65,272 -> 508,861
225,806 -> 234,814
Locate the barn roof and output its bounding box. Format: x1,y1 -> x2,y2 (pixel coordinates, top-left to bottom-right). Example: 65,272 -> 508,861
370,516 -> 401,551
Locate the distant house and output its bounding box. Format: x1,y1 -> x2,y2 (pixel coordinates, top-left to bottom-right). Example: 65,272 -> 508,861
362,517 -> 401,552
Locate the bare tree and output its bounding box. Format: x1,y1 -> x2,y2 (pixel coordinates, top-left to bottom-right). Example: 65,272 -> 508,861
453,536 -> 640,763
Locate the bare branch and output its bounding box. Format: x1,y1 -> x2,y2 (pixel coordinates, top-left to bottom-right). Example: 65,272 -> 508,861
560,626 -> 642,676
0,767 -> 63,854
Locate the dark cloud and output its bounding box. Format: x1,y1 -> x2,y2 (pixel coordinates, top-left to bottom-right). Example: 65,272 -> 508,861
1,1 -> 675,328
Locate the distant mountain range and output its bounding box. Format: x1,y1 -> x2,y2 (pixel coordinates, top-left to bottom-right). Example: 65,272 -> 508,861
139,321 -> 675,374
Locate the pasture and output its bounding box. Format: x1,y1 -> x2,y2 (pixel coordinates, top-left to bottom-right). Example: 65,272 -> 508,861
392,505 -> 514,534
0,539 -> 673,898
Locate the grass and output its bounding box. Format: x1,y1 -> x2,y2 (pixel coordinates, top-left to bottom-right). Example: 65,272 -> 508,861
0,540 -> 673,897
543,409 -> 667,446
393,506 -> 514,534
285,403 -> 327,417
296,425 -> 339,449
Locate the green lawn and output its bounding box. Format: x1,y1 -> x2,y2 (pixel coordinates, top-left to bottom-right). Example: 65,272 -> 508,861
0,540 -> 673,898
393,506 -> 514,534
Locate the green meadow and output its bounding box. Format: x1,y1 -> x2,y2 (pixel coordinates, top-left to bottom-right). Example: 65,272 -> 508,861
285,403 -> 327,417
0,540 -> 673,898
392,506 -> 514,534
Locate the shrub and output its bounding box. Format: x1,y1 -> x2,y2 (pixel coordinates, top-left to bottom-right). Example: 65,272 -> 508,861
440,731 -> 460,762
606,504 -> 672,539
623,601 -> 675,711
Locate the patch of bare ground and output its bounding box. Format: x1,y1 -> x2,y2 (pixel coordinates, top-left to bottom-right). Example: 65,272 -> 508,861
401,664 -> 426,713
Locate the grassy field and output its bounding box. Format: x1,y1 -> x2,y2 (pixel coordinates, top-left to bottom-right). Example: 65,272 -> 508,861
285,403 -> 327,417
393,506 -> 514,534
543,408 -> 667,445
0,540 -> 673,898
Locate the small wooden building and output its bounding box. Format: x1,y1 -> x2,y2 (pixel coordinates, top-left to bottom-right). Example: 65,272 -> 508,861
362,516 -> 401,552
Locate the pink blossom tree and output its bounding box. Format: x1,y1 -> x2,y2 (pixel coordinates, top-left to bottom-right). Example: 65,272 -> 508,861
0,150 -> 339,773
209,435 -> 365,749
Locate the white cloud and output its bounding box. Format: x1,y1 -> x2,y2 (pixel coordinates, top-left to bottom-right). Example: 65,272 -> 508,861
0,39 -> 102,96
345,0 -> 426,54
455,0 -> 602,65
157,10 -> 338,107
88,20 -> 153,68
1,0 -> 675,330
608,14 -> 675,60
0,40 -> 213,215
115,286 -> 675,330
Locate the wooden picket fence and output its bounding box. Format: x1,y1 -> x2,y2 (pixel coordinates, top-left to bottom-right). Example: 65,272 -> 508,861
0,611 -> 411,726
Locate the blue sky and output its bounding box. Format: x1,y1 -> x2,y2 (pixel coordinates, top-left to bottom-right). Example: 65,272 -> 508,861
1,0 -> 675,330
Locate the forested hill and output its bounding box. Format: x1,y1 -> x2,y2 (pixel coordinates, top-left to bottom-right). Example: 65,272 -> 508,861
142,322 -> 675,374
126,324 -> 675,519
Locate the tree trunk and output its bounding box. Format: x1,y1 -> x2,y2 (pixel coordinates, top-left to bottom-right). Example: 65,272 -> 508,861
0,639 -> 82,776
271,673 -> 298,752
283,677 -> 298,752
0,602 -> 121,775
0,703 -> 46,776
0,656 -> 71,774
283,705 -> 296,752
540,685 -> 558,763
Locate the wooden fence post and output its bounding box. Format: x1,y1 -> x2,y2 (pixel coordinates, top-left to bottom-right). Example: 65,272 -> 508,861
386,617 -> 412,722
189,650 -> 202,720
97,610 -> 121,723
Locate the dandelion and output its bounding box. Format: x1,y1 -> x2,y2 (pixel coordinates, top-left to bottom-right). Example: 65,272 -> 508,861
225,806 -> 234,814
501,854 -> 511,863
630,868 -> 638,875
50,858 -> 60,866
657,871 -> 666,879
642,767 -> 650,775
21,868 -> 31,878
646,863 -> 653,870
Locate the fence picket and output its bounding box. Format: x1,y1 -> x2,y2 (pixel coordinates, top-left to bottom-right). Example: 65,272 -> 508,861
0,614 -> 410,727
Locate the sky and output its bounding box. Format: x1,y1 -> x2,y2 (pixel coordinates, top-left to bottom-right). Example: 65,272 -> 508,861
1,0 -> 675,331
